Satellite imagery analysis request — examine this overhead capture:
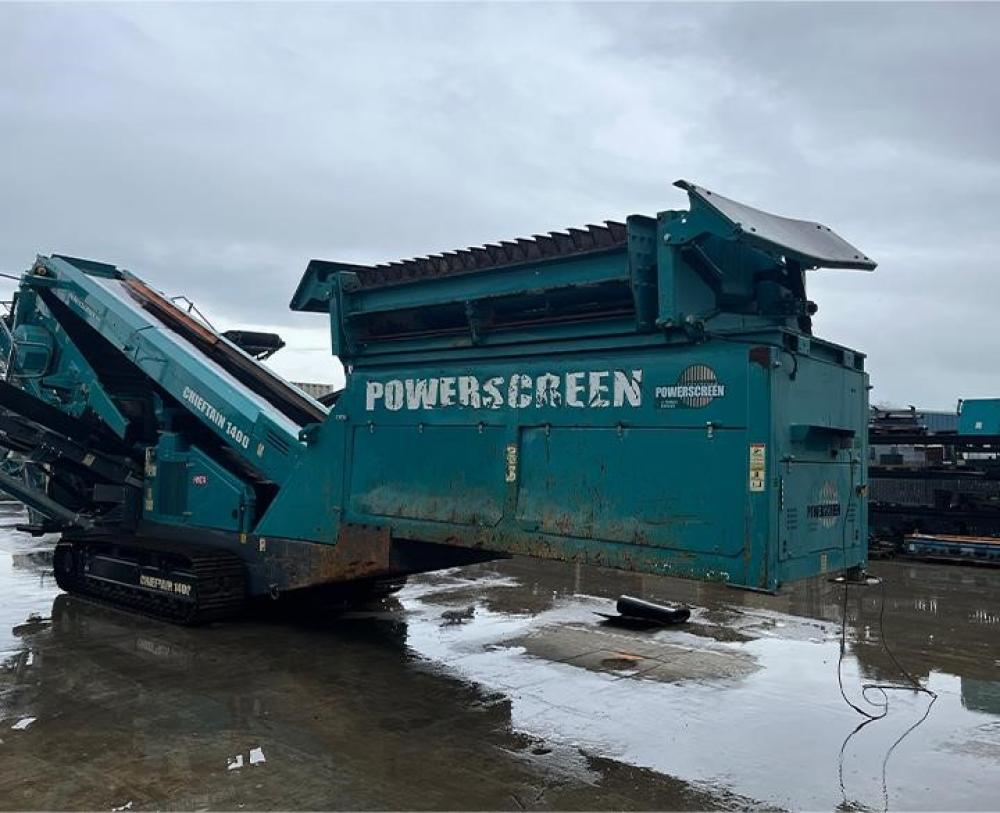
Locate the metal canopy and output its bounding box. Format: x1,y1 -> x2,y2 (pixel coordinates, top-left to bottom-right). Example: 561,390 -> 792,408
674,180 -> 876,271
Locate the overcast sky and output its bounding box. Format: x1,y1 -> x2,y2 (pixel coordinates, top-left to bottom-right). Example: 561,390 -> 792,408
1,2 -> 997,408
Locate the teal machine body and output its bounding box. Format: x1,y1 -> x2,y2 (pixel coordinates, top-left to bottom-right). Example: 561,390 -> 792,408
288,179 -> 874,589
0,181 -> 874,618
958,399 -> 1000,436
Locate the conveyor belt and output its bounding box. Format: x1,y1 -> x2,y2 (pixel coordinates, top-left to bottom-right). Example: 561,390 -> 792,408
119,275 -> 326,427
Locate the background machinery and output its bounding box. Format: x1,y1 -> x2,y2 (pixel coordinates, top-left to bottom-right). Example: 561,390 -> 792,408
870,401 -> 1000,565
0,181 -> 874,621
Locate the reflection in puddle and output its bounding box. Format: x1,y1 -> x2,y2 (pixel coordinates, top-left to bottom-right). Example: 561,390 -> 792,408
0,510 -> 998,810
403,560 -> 1000,811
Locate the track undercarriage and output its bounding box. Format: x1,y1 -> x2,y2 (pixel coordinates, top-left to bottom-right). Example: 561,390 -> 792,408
51,536 -> 409,624
53,538 -> 247,624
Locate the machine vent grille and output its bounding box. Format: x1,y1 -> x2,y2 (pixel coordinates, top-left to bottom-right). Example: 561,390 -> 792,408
785,507 -> 799,532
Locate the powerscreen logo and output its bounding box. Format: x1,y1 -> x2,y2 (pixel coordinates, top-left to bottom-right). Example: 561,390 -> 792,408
807,481 -> 842,529
655,364 -> 726,409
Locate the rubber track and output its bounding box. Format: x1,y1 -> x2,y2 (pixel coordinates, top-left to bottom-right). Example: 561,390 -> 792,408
54,540 -> 246,625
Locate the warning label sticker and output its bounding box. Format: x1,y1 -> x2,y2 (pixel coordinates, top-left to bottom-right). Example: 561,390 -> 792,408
749,443 -> 766,492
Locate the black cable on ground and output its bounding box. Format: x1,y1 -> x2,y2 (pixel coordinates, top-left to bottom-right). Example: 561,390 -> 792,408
836,455 -> 885,719
834,454 -> 938,811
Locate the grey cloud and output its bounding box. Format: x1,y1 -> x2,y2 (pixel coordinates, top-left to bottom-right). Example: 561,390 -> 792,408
0,2 -> 997,407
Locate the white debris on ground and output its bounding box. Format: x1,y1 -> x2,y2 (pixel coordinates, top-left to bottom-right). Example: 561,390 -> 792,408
10,717 -> 35,730
111,801 -> 133,811
227,747 -> 266,770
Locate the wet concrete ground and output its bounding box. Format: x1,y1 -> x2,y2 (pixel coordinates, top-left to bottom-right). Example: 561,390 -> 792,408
1,500 -> 999,811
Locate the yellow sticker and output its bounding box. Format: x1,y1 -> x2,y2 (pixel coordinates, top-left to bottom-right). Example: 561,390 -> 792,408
749,443 -> 766,492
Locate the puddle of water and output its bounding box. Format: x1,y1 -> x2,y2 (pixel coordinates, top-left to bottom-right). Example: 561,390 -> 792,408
402,559 -> 1000,811
0,504 -> 59,656
0,510 -> 998,810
